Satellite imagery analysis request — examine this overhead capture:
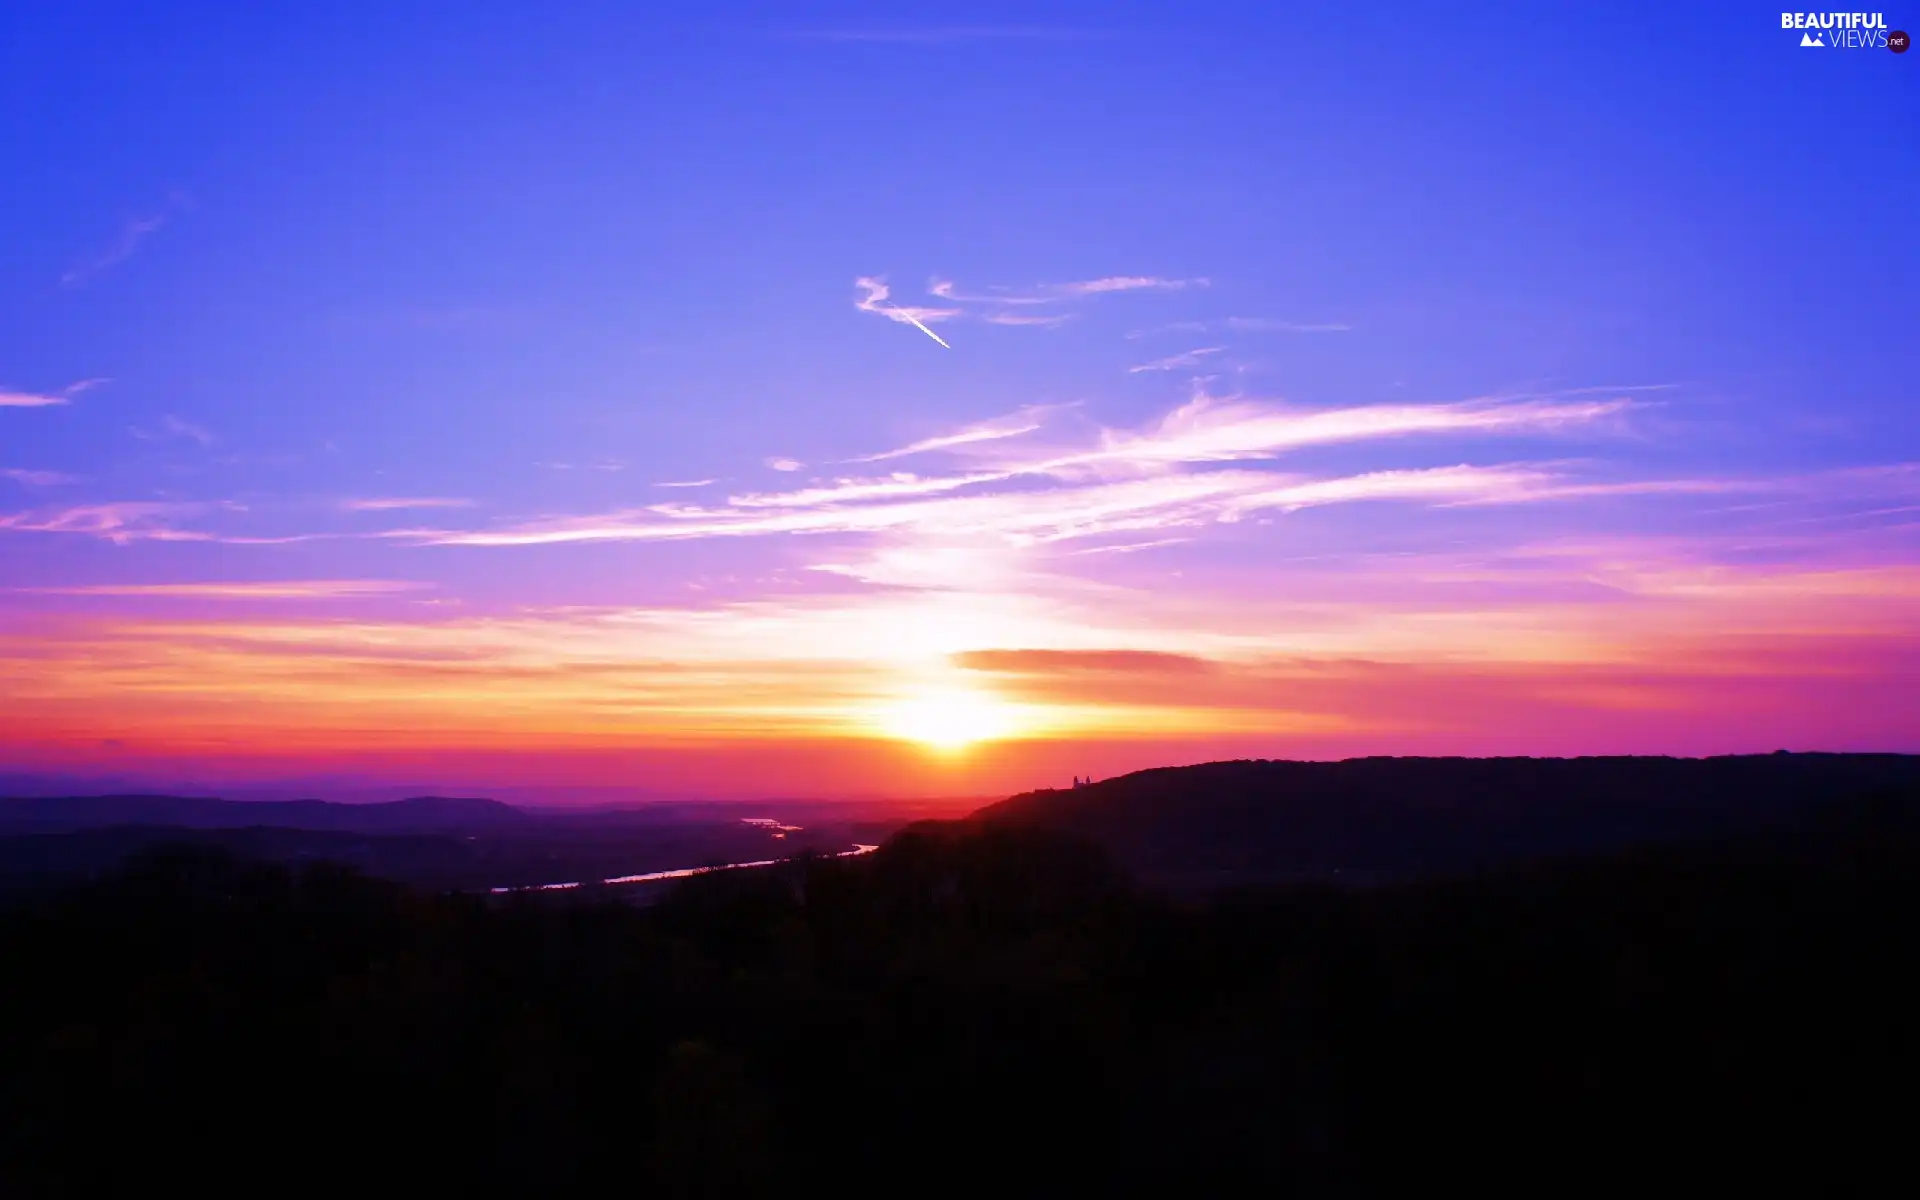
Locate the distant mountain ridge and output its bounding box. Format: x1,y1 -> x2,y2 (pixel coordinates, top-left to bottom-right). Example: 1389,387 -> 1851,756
0,793 -> 528,836
0,792 -> 913,894
970,753 -> 1920,890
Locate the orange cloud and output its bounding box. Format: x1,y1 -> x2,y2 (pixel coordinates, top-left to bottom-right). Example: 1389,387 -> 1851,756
953,648 -> 1217,675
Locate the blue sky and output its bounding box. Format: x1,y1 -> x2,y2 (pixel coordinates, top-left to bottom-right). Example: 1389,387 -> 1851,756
2,2 -> 1916,795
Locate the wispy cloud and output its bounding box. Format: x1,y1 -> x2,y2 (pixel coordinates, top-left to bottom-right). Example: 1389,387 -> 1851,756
0,500 -> 352,546
24,395 -> 1660,556
881,275 -> 1210,334
851,407 -> 1056,463
130,414 -> 215,445
723,471 -> 1013,510
1069,537 -> 1192,556
342,496 -> 474,512
0,502 -> 217,545
1,378 -> 105,408
161,414 -> 214,446
854,277 -> 955,348
655,479 -> 717,489
8,385 -> 1915,773
61,194 -> 188,286
954,648 -> 1216,675
930,275 -> 1206,305
416,396 -> 1644,551
765,457 -> 805,472
11,580 -> 428,600
1129,347 -> 1226,373
1029,395 -> 1632,474
926,280 -> 1055,306
1056,276 -> 1207,296
1,469 -> 78,486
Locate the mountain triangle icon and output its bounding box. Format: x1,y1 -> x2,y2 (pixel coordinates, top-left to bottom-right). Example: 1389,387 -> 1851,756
1800,32 -> 1823,46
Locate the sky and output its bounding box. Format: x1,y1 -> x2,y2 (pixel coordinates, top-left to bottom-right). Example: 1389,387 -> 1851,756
2,2 -> 1917,799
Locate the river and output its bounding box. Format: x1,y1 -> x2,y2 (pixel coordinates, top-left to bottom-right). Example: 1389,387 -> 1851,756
489,841 -> 879,895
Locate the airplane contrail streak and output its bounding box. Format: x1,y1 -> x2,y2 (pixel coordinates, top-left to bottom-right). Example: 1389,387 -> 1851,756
903,313 -> 952,349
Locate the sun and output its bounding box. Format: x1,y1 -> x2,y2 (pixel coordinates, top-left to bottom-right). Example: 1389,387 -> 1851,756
874,687 -> 1021,751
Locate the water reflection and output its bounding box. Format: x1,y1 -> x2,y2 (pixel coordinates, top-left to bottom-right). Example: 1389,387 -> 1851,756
741,817 -> 805,840
490,843 -> 879,894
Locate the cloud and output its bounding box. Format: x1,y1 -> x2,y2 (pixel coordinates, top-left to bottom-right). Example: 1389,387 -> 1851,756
1129,347 -> 1227,374
1,378 -> 105,408
379,394 -> 1917,678
850,407 -> 1056,462
6,369 -> 1914,772
854,277 -> 956,348
2,390 -> 68,409
655,479 -> 717,489
342,496 -> 474,511
1055,276 -> 1207,296
926,280 -> 1054,306
411,395 -> 1650,551
2,469 -> 78,486
954,648 -> 1215,675
423,463 -> 1582,551
898,276 -> 1208,334
929,275 -> 1207,305
0,502 -> 216,545
11,554 -> 1914,767
765,457 -> 805,472
128,414 -> 215,445
161,414 -> 214,446
61,195 -> 188,286
937,637 -> 1920,736
1228,465 -> 1563,516
11,580 -> 429,599
1028,394 -> 1633,473
0,500 -> 358,546
723,471 -> 1012,510
1070,537 -> 1191,556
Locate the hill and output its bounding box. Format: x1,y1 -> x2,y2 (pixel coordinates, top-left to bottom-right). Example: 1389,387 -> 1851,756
2,806 -> 1914,1193
970,752 -> 1920,890
0,793 -> 529,836
0,793 -> 915,894
0,825 -> 479,893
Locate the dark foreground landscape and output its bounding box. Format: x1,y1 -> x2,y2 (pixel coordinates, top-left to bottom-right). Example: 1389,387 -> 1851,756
2,754 -> 1916,1195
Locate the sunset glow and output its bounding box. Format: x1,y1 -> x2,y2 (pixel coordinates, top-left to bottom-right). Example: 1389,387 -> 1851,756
873,687 -> 1027,752
1,8 -> 1914,799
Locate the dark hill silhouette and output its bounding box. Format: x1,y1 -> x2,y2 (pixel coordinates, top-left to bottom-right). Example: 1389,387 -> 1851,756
3,802 -> 1915,1194
0,792 -> 528,836
0,825 -> 479,893
971,752 -> 1920,889
0,794 -> 913,895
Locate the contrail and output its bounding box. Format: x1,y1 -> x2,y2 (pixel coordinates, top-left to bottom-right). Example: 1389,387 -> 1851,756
854,276 -> 954,349
902,313 -> 952,349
